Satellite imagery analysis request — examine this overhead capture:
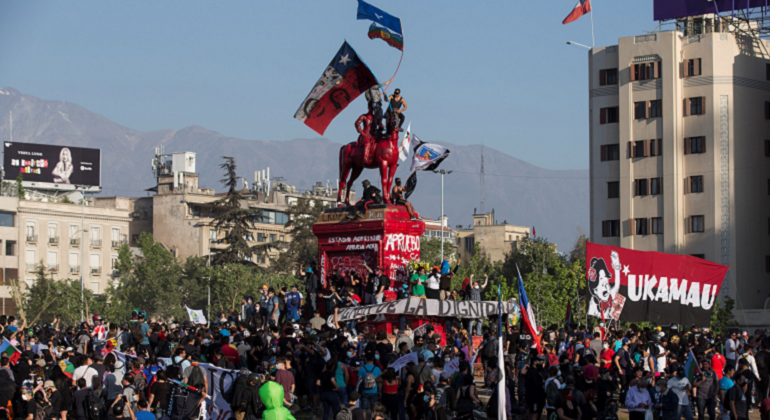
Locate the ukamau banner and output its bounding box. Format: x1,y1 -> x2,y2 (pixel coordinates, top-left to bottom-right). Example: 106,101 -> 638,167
585,242 -> 729,326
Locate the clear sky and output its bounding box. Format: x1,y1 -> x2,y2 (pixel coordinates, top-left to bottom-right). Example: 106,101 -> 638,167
0,0 -> 655,170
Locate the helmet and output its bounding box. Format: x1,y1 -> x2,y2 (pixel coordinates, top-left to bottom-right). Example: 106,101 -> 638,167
248,373 -> 261,385
93,314 -> 103,322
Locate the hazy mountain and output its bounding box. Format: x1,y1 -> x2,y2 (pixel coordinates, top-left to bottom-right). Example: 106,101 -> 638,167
0,87 -> 589,251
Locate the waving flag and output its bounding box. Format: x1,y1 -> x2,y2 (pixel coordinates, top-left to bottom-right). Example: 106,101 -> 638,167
294,41 -> 379,135
497,285 -> 507,420
59,360 -> 75,378
398,123 -> 411,161
0,338 -> 20,364
357,0 -> 402,36
516,264 -> 542,354
563,0 -> 592,24
368,23 -> 404,51
684,349 -> 701,382
409,137 -> 450,173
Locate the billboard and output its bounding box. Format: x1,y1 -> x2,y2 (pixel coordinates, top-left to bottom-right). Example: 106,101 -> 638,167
3,142 -> 101,191
655,0 -> 769,21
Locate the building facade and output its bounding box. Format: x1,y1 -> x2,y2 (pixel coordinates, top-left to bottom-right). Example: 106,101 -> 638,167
455,211 -> 530,262
589,28 -> 770,321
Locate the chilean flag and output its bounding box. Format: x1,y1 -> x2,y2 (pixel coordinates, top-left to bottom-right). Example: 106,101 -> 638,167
562,0 -> 591,24
516,264 -> 542,354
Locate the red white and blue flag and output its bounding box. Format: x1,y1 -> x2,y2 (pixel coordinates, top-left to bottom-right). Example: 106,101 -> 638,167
517,264 -> 542,354
295,41 -> 379,135
562,0 -> 591,24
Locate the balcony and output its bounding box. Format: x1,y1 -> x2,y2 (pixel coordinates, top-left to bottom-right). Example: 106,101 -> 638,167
48,236 -> 59,245
111,269 -> 120,277
69,265 -> 80,274
90,267 -> 101,275
26,263 -> 35,272
90,239 -> 102,248
48,264 -> 59,273
111,240 -> 126,248
26,235 -> 37,243
70,238 -> 80,246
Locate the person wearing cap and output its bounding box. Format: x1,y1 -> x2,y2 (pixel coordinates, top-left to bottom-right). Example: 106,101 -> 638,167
725,372 -> 750,420
301,263 -> 319,313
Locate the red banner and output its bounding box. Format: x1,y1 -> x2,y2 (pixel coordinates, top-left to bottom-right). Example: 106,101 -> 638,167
585,243 -> 729,326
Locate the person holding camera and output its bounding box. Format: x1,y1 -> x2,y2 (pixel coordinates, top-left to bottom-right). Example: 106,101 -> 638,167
693,359 -> 717,420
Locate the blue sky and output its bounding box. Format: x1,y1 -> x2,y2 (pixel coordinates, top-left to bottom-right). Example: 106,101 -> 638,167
0,1 -> 655,170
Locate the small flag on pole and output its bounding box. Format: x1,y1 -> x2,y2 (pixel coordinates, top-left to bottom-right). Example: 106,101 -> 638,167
684,349 -> 702,382
562,0 -> 592,24
516,264 -> 542,354
0,338 -> 20,364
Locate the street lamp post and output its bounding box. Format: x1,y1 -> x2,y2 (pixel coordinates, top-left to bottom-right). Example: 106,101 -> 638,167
432,170 -> 453,262
80,186 -> 86,322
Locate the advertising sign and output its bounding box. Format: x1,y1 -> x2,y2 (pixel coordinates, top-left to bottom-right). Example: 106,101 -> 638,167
585,242 -> 729,326
3,142 -> 101,191
655,0 -> 768,21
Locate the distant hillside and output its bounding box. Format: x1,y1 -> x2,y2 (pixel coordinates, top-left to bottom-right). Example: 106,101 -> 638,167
0,87 -> 589,251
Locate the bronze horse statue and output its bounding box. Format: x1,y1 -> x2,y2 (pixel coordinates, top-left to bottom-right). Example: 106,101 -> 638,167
338,110 -> 400,205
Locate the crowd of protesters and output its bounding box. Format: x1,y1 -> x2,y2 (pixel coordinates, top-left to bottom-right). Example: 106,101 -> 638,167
1,259 -> 769,420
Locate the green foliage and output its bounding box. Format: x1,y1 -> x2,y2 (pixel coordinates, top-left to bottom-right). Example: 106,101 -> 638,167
15,173 -> 24,199
208,157 -> 273,265
209,264 -> 297,313
15,262 -> 92,325
495,237 -> 586,328
710,296 -> 739,336
418,237 -> 456,267
274,198 -> 326,272
59,196 -> 74,204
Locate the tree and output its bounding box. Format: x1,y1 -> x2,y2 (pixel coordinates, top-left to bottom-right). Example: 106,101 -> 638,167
710,296 -> 740,336
419,237 -> 444,267
274,197 -> 327,272
15,173 -> 24,199
208,157 -> 273,265
12,262 -> 90,325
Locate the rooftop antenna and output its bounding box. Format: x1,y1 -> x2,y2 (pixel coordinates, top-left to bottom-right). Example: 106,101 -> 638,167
480,144 -> 485,214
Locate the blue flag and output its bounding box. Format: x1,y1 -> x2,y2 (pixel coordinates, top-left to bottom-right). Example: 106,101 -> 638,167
357,0 -> 402,36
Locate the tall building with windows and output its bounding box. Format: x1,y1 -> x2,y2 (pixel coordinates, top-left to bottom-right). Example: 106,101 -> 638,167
589,27 -> 770,321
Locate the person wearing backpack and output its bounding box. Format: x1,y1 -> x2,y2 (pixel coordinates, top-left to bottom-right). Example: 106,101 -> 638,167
341,391 -> 364,420
318,359 -> 341,420
544,365 -> 562,420
358,353 -> 381,412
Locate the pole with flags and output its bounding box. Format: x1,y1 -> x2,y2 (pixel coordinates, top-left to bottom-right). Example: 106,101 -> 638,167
497,283 -> 507,420
516,264 -> 543,354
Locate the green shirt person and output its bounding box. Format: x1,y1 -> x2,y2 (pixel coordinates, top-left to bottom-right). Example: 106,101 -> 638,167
410,267 -> 427,297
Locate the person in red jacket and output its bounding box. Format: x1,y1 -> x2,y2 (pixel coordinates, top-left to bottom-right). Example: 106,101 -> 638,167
220,343 -> 241,366
711,342 -> 726,380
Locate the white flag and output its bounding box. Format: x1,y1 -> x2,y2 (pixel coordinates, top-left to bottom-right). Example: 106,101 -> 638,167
186,306 -> 207,325
409,139 -> 450,173
398,122 -> 411,161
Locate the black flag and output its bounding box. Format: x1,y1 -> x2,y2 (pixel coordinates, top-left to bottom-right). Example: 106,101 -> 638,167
405,172 -> 417,200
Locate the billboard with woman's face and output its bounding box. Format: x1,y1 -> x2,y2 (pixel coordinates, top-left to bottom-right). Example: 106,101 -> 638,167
3,142 -> 101,190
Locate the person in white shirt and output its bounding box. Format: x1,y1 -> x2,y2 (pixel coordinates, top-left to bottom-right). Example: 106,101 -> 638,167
426,267 -> 441,299
656,338 -> 668,376
739,347 -> 760,379
726,332 -> 739,369
668,368 -> 695,420
72,355 -> 99,388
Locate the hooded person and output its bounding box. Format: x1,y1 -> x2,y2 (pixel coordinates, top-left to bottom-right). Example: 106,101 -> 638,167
259,381 -> 296,420
348,180 -> 382,219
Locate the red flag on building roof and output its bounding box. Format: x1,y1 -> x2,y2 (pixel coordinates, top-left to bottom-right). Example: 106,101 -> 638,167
562,0 -> 592,24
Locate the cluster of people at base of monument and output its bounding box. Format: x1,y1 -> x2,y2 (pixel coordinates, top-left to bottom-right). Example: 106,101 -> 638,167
347,177 -> 417,221
4,306 -> 770,420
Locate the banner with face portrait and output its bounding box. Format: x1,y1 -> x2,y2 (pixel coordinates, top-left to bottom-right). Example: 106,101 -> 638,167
585,242 -> 729,326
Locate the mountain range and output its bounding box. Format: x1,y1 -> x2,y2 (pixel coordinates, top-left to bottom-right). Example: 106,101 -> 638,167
0,87 -> 589,251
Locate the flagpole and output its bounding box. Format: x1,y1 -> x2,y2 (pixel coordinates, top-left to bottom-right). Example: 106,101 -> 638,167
590,1 -> 595,47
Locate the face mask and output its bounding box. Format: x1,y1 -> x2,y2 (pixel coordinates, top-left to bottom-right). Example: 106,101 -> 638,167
445,358 -> 451,363
306,327 -> 312,332
603,344 -> 609,349
655,386 -> 661,392
424,396 -> 430,402
375,354 -> 380,360
557,371 -> 561,376
348,351 -> 354,358
474,286 -> 479,289
427,362 -> 433,367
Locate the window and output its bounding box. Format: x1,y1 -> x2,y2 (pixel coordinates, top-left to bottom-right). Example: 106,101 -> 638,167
5,240 -> 15,256
90,254 -> 100,274
601,220 -> 620,237
90,226 -> 101,245
651,217 -> 663,234
690,215 -> 705,233
634,179 -> 648,196
599,68 -> 618,86
131,234 -> 139,243
90,281 -> 100,294
765,140 -> 770,157
269,234 -> 277,243
257,233 -> 267,242
685,97 -> 705,116
649,139 -> 661,157
48,223 -> 57,239
25,222 -> 35,241
209,230 -> 217,241
47,251 -> 57,272
650,178 -> 662,195
685,137 -> 705,154
635,102 -> 647,120
464,237 -> 474,253
636,218 -> 649,235
600,107 -> 619,124
279,235 -> 285,241
691,254 -> 706,260
26,249 -> 35,271
0,212 -> 14,227
634,141 -> 646,158
608,181 -> 620,198
690,176 -> 703,193
69,252 -> 79,274
600,144 -> 619,161
685,58 -> 702,77
632,62 -> 660,81
649,100 -> 662,118
111,228 -> 121,245
70,225 -> 79,244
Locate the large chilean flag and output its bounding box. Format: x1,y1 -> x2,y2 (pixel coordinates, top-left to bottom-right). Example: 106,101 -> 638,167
562,0 -> 592,24
517,265 -> 542,355
294,41 -> 379,135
